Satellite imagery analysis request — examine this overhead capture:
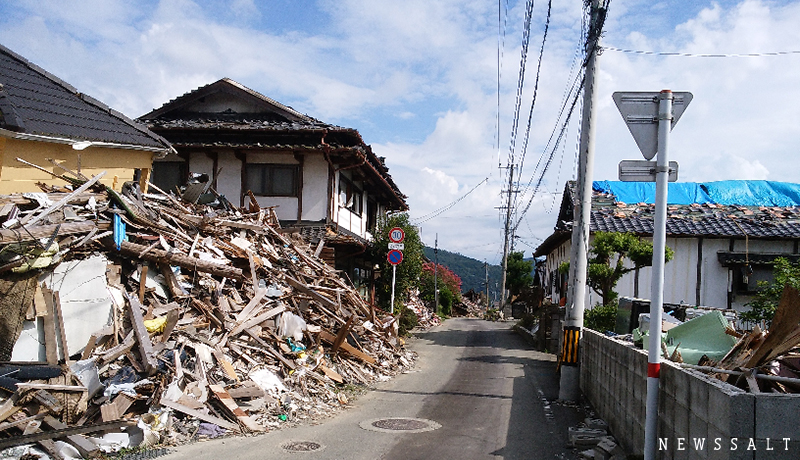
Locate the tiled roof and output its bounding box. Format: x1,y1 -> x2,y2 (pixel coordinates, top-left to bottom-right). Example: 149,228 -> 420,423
534,181 -> 800,257
589,188 -> 800,238
140,78 -> 407,210
0,44 -> 170,150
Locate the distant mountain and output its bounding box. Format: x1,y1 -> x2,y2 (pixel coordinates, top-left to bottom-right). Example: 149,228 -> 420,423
423,247 -> 503,294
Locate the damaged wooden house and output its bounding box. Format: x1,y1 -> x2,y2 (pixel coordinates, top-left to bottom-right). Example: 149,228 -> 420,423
138,79 -> 408,300
0,46 -> 418,457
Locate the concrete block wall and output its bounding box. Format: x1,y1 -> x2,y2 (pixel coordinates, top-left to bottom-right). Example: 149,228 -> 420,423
580,329 -> 800,459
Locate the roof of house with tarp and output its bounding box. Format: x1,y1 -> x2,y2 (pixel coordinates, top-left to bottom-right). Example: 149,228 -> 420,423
534,180 -> 800,257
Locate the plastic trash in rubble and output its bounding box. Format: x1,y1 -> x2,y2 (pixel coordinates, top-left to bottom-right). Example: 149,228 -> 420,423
265,284 -> 283,298
69,358 -> 102,398
89,432 -> 133,453
113,206 -> 126,251
278,312 -> 307,342
249,368 -> 287,397
138,408 -> 172,446
287,337 -> 306,353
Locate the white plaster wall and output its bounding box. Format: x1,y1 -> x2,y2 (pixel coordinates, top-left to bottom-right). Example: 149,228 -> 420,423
216,150 -> 241,202
247,152 -> 296,165
618,238 -> 701,306
258,197 -> 299,220
302,154 -> 329,221
567,236 -> 798,312
189,153 -> 214,178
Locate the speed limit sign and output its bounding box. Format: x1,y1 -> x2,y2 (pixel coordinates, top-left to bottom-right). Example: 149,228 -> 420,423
389,227 -> 405,243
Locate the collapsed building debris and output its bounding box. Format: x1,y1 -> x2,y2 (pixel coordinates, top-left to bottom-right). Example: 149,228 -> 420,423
622,286 -> 800,394
0,165 -> 416,458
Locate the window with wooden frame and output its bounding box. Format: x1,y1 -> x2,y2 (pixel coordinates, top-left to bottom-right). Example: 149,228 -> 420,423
246,164 -> 299,197
338,174 -> 363,215
366,199 -> 378,232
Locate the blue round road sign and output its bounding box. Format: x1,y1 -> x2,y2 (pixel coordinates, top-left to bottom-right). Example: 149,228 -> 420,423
387,249 -> 403,265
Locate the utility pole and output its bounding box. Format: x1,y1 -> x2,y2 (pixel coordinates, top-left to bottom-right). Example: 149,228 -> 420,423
484,261 -> 490,311
500,163 -> 515,314
559,0 -> 605,402
434,233 -> 439,314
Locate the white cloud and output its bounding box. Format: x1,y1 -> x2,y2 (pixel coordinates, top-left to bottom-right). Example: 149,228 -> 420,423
2,0 -> 799,263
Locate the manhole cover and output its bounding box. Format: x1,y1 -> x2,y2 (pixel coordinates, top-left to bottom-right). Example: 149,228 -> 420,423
281,441 -> 324,452
359,417 -> 441,433
372,418 -> 429,430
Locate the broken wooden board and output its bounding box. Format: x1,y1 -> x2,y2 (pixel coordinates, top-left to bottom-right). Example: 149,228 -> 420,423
100,393 -> 136,422
319,330 -> 376,364
41,414 -> 100,458
208,384 -> 265,432
0,418 -> 131,451
159,395 -> 240,432
746,285 -> 800,368
318,365 -> 344,384
124,292 -> 158,375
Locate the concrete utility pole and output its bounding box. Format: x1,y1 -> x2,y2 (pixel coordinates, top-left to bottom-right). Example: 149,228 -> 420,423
500,164 -> 515,312
485,261 -> 490,311
434,233 -> 439,314
559,0 -> 604,402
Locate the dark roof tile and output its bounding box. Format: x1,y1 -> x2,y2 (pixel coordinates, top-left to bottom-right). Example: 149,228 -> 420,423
0,44 -> 170,150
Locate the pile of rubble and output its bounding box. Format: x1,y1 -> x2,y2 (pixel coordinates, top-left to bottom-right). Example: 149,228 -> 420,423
690,285 -> 800,394
404,290 -> 440,329
569,416 -> 626,460
630,286 -> 800,394
0,167 -> 415,458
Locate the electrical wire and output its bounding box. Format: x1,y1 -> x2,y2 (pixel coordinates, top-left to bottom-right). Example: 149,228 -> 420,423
506,0 -> 536,167
412,177 -> 489,224
512,1 -> 603,233
602,46 -> 800,58
515,0 -> 553,202
513,24 -> 584,224
496,0 -> 510,168
511,74 -> 584,234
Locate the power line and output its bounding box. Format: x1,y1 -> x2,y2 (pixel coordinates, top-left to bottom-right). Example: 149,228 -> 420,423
506,0 -> 537,167
513,25 -> 583,201
511,74 -> 584,234
511,1 -> 609,234
515,0 -> 553,204
602,46 -> 800,58
411,177 -> 489,224
495,0 -> 509,168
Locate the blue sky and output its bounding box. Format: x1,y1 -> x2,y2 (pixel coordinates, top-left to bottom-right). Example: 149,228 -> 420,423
2,0 -> 800,263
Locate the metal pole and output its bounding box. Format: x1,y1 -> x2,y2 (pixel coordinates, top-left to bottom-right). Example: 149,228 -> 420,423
644,89 -> 673,460
434,234 -> 439,314
390,264 -> 397,314
559,0 -> 602,402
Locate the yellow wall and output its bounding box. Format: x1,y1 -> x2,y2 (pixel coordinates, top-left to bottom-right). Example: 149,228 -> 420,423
0,137 -> 5,183
0,138 -> 154,194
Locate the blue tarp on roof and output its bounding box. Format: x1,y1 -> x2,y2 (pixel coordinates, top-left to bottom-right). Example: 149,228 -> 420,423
593,181 -> 712,205
593,180 -> 800,206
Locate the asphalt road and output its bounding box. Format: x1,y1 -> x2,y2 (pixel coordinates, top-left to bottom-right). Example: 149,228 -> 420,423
159,318 -> 585,460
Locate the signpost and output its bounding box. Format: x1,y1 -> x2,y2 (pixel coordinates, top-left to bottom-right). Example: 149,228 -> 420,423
614,90 -> 692,460
387,228 -> 405,314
